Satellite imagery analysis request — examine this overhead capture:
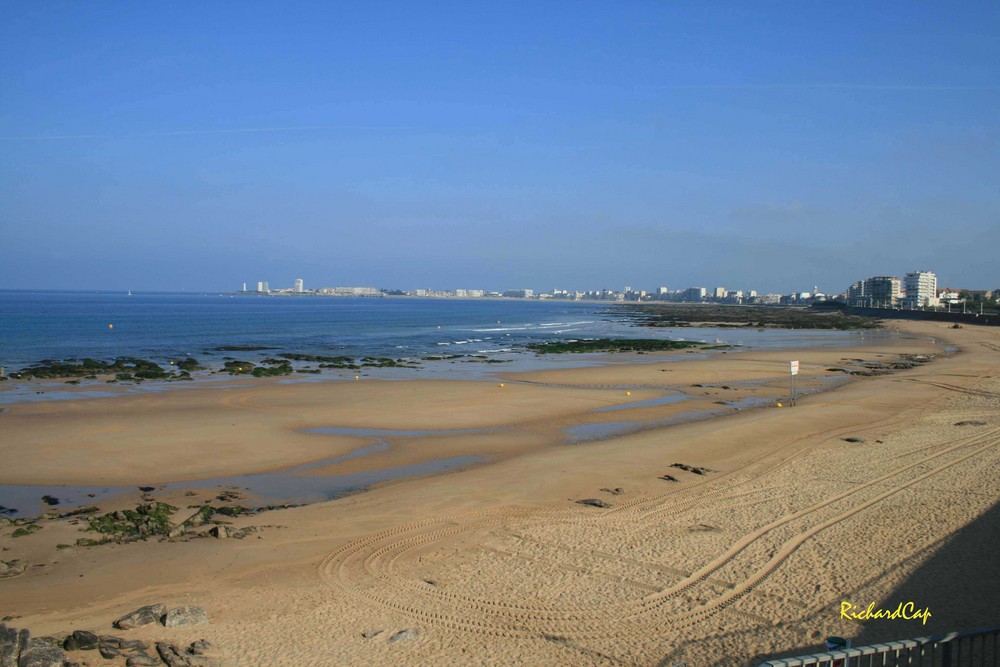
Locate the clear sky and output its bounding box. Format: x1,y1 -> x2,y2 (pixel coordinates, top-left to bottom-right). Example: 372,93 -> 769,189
2,2 -> 997,294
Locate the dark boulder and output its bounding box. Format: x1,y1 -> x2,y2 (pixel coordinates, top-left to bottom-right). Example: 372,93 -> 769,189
62,630 -> 99,651
113,603 -> 166,630
162,605 -> 209,628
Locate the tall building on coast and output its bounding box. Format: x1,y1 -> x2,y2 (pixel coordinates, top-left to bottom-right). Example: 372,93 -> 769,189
849,271 -> 938,308
294,279 -> 304,293
903,271 -> 938,308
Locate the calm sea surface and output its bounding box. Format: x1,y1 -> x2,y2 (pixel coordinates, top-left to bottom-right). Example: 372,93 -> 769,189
0,291 -> 884,515
0,291 -> 877,374
0,290 -> 875,374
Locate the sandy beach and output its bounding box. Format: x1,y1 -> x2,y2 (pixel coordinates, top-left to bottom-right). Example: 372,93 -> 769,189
1,320 -> 997,666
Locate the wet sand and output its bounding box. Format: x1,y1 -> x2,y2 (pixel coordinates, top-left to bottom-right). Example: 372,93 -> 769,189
1,321 -> 997,666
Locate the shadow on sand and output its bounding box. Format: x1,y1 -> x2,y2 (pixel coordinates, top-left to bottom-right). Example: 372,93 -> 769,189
849,496 -> 1000,644
746,498 -> 1000,665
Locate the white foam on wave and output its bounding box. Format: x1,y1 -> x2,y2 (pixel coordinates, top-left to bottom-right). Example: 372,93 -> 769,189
539,320 -> 594,328
471,327 -> 529,332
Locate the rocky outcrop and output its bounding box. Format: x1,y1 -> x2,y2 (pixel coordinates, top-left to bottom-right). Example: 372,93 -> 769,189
156,641 -> 219,667
162,606 -> 208,628
114,604 -> 167,630
0,561 -> 27,579
0,625 -> 66,667
5,621 -> 220,667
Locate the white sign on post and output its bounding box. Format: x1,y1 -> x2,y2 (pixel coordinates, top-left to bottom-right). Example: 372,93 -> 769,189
790,360 -> 799,376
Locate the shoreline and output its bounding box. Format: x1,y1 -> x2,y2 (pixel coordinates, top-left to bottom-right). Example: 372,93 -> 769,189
1,320 -> 996,666
0,330 -> 938,491
0,326 -> 900,409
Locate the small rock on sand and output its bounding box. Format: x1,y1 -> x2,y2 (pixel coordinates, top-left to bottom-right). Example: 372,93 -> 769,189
187,639 -> 212,655
388,628 -> 419,642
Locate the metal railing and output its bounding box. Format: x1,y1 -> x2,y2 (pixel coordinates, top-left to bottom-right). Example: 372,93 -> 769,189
759,626 -> 1000,667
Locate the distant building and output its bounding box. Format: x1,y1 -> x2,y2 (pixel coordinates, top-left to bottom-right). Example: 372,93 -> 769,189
294,278 -> 304,293
713,287 -> 726,299
939,290 -> 962,304
849,276 -> 900,307
256,281 -> 269,293
903,271 -> 938,308
681,287 -> 706,302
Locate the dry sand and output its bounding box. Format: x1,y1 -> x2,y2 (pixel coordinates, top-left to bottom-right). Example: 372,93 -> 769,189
0,321 -> 997,666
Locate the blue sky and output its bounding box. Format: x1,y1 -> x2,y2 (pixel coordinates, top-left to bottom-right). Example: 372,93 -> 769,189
2,2 -> 997,293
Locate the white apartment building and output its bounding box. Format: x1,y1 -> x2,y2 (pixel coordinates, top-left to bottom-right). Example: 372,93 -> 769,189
904,271 -> 938,308
294,279 -> 304,293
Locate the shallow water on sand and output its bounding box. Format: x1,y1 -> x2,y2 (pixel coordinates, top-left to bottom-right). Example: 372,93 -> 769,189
0,448 -> 482,518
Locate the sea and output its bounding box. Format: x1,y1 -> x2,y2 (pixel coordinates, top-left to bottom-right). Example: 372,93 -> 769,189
0,290 -> 883,515
0,290 -> 874,378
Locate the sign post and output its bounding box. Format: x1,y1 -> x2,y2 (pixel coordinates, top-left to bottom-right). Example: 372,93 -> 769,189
789,360 -> 799,406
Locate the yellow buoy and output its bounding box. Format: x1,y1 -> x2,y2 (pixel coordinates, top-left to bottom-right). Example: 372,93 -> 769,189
355,375 -> 360,381
626,391 -> 631,396
108,324 -> 113,329
776,402 -> 783,407
499,383 -> 505,388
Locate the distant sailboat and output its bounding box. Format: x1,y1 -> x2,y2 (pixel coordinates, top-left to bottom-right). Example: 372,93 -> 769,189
127,290 -> 132,296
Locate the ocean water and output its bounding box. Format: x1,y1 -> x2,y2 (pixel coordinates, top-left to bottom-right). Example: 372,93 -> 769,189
0,291 -> 881,515
0,290 -> 875,374
0,291 -> 608,370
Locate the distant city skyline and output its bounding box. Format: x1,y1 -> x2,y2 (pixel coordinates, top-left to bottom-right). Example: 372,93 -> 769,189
1,3 -> 997,292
